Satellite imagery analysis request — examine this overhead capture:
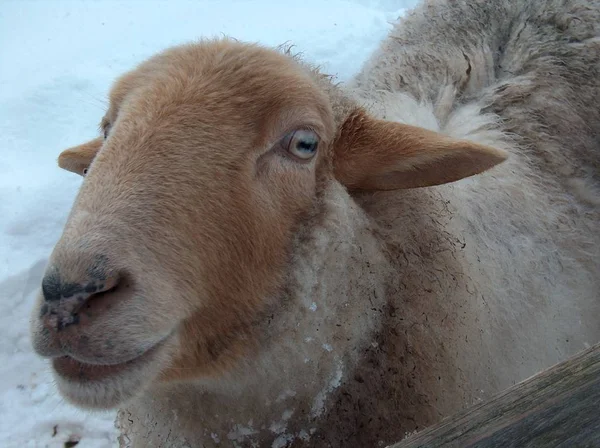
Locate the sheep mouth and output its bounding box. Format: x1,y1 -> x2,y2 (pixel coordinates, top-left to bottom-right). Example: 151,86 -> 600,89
52,338 -> 165,383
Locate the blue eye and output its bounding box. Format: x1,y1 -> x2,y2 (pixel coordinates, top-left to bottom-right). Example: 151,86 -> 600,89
283,129 -> 319,160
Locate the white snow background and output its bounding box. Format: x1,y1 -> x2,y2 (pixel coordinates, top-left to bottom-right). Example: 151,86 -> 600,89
0,1 -> 418,446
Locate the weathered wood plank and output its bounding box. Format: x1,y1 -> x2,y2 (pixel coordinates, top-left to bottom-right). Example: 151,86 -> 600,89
390,343 -> 600,448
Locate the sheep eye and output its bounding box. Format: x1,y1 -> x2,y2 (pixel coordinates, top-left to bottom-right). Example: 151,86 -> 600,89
282,130 -> 319,161
103,128 -> 109,140
82,168 -> 88,176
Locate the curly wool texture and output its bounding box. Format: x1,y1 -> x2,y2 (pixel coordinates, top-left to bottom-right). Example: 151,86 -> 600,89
116,1 -> 600,446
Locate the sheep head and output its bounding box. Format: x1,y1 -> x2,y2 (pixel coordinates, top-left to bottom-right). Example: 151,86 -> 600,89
30,39 -> 507,410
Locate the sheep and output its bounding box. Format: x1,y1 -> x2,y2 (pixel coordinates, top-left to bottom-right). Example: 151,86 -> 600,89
29,0 -> 600,446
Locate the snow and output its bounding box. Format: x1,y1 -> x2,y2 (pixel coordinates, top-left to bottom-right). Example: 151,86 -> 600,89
0,0 -> 417,446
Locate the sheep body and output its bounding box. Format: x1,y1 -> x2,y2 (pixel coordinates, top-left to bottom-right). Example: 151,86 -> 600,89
42,1 -> 600,447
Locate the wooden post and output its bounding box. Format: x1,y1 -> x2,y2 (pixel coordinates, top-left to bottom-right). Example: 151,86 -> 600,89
390,343 -> 600,448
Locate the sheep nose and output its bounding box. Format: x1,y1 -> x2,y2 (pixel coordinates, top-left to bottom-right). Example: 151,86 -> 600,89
40,270 -> 120,331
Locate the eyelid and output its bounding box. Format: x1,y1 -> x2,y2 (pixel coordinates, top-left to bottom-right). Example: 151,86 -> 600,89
270,123 -> 322,148
285,124 -> 321,139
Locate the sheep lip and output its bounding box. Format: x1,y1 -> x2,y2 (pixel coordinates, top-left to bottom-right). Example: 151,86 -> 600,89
52,340 -> 163,382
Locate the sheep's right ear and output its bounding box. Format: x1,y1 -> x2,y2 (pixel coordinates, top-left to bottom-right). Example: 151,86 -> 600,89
332,109 -> 508,190
57,137 -> 103,176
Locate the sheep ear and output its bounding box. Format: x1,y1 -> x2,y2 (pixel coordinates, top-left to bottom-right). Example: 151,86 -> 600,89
332,110 -> 508,190
58,137 -> 103,176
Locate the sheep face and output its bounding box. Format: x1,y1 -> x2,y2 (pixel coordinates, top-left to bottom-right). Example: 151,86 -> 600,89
29,39 -> 507,410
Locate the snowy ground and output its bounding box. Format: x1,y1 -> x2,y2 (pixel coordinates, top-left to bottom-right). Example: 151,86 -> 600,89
0,1 -> 417,446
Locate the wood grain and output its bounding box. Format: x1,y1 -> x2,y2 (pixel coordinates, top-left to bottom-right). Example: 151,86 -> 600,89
390,343 -> 600,448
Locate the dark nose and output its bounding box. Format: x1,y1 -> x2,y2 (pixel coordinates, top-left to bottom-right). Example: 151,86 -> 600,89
40,270 -> 120,330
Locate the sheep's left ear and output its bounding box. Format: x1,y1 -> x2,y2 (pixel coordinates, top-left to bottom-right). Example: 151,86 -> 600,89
58,137 -> 103,176
333,109 -> 508,190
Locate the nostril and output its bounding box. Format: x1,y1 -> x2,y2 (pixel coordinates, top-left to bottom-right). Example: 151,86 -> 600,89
88,282 -> 119,303
41,272 -> 121,305
42,273 -> 80,303
41,272 -> 122,332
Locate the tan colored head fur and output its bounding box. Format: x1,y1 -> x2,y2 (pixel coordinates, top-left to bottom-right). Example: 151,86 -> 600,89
29,39 -> 505,411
